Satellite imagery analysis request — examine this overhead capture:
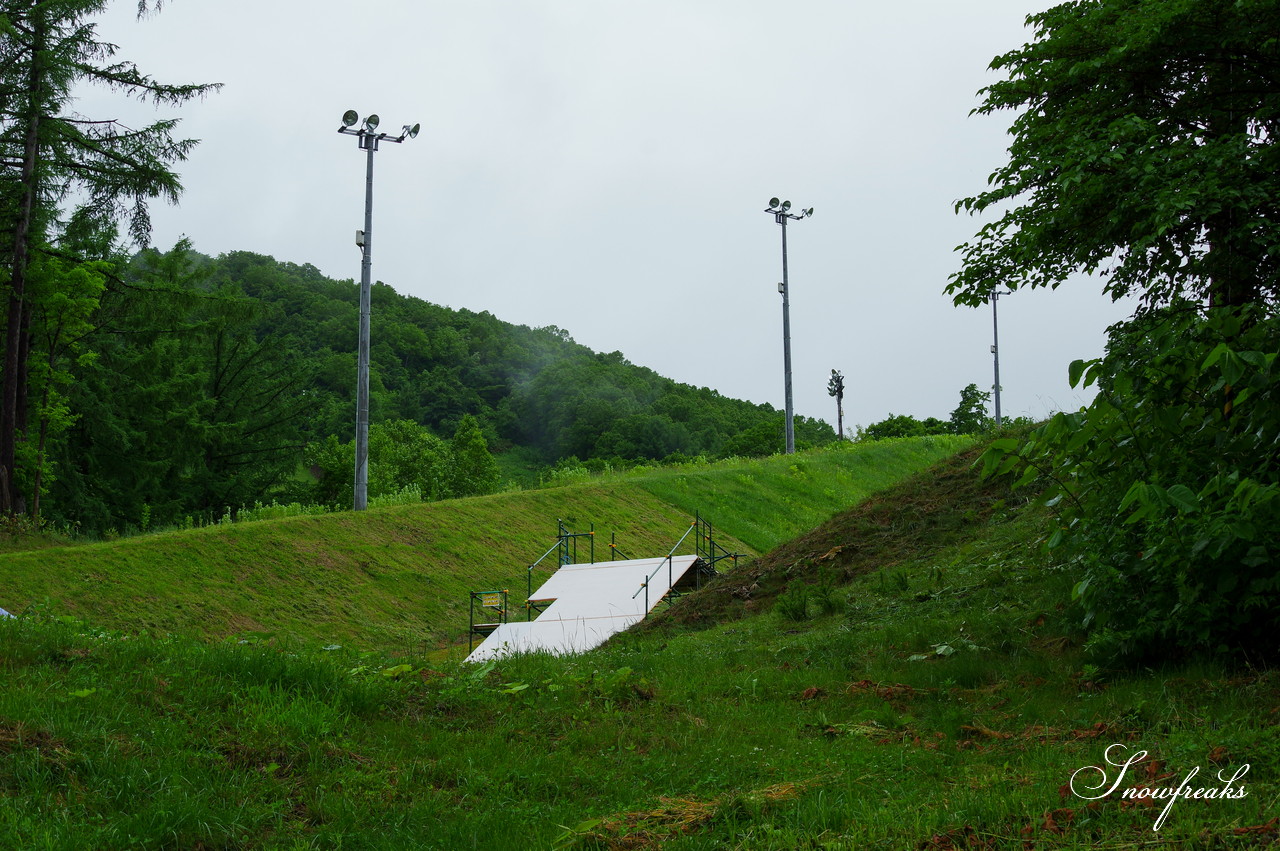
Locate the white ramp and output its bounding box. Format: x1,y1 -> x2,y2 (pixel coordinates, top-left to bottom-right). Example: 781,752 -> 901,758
466,555 -> 700,662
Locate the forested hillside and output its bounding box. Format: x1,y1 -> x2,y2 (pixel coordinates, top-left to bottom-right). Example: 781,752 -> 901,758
209,249 -> 834,461
30,242 -> 834,535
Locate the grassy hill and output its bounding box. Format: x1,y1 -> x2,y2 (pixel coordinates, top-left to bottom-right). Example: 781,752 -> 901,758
4,435 -> 1273,849
0,436 -> 968,651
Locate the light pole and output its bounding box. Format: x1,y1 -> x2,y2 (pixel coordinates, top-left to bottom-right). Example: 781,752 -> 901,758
990,289 -> 1010,428
337,110 -> 419,511
764,198 -> 812,454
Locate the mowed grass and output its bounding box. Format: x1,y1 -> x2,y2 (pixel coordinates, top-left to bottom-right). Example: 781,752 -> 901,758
2,444 -> 1275,849
0,484 -> 727,651
0,437 -> 959,650
634,435 -> 973,553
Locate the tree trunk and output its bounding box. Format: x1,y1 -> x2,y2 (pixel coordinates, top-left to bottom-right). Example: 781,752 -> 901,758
1,16 -> 45,515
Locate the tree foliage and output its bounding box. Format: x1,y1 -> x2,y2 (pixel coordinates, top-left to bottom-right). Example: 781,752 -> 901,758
949,383 -> 992,435
0,0 -> 218,514
984,306 -> 1280,660
961,0 -> 1280,662
948,0 -> 1280,311
48,241 -> 309,532
214,251 -> 837,465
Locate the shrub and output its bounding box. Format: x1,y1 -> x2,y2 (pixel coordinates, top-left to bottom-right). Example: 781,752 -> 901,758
983,304 -> 1280,662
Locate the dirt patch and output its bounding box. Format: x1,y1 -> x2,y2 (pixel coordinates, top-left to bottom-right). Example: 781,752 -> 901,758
0,718 -> 71,765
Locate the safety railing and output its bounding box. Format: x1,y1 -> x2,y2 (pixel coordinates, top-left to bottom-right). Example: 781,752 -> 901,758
632,520 -> 697,614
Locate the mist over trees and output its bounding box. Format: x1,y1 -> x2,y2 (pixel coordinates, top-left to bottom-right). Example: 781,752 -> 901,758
7,238 -> 838,533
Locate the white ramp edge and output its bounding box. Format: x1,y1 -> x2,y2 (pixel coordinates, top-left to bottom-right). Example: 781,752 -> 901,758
466,555 -> 700,662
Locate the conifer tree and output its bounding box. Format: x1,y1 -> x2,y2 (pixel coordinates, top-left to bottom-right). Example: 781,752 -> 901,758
0,0 -> 218,513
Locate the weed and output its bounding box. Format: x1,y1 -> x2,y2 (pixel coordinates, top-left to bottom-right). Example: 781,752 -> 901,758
776,583 -> 811,621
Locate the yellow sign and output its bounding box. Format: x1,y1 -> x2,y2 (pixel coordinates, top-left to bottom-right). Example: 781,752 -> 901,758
481,593 -> 504,608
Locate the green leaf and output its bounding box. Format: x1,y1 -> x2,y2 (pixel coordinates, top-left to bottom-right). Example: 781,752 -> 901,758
1165,484 -> 1198,514
1202,342 -> 1231,369
1068,359 -> 1090,388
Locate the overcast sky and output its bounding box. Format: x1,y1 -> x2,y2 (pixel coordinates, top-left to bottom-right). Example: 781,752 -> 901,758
78,0 -> 1135,434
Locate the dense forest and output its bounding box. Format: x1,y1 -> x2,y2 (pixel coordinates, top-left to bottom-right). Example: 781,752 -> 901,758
23,241 -> 837,534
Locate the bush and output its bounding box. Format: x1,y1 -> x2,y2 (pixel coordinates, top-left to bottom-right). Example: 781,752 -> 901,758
983,304 -> 1280,662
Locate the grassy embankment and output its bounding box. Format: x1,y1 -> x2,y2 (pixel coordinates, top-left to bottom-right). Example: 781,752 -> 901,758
0,436 -> 968,650
3,437 -> 1276,849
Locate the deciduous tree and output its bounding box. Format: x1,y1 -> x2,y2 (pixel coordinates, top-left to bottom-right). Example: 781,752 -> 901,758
948,0 -> 1280,312
956,0 -> 1280,661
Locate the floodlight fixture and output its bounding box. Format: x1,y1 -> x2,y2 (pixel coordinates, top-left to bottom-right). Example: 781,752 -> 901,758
342,109 -> 359,127
782,200 -> 791,211
405,123 -> 421,139
768,196 -> 780,209
364,114 -> 380,132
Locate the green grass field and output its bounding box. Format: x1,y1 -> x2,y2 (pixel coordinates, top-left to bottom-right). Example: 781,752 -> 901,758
0,437 -> 965,650
2,437 -> 1274,849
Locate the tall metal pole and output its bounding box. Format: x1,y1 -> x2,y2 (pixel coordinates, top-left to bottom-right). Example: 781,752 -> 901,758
354,134 -> 377,511
764,198 -> 812,455
779,216 -> 794,454
991,290 -> 1008,428
338,111 -> 419,511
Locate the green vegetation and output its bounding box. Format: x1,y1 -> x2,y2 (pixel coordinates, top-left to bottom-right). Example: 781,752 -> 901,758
0,0 -> 218,520
0,483 -> 723,650
18,241 -> 839,535
985,306 -> 1280,663
0,437 -> 959,649
856,385 -> 1024,442
4,0 -> 1280,844
632,435 -> 972,553
2,443 -> 1273,849
948,0 -> 1280,664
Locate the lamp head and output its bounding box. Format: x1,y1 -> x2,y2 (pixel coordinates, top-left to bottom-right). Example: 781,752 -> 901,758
364,114 -> 380,132
405,123 -> 421,139
341,109 -> 359,127
768,197 -> 780,210
781,200 -> 791,212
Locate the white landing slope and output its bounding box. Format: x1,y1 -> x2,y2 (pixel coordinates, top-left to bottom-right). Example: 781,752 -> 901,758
465,555 -> 700,662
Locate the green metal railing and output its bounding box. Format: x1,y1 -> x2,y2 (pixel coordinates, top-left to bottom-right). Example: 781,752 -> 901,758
695,511 -> 740,575
525,519 -> 594,620
632,520 -> 697,613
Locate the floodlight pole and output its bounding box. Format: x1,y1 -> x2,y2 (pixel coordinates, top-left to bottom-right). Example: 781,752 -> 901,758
990,289 -> 1010,428
764,199 -> 812,455
338,113 -> 419,511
